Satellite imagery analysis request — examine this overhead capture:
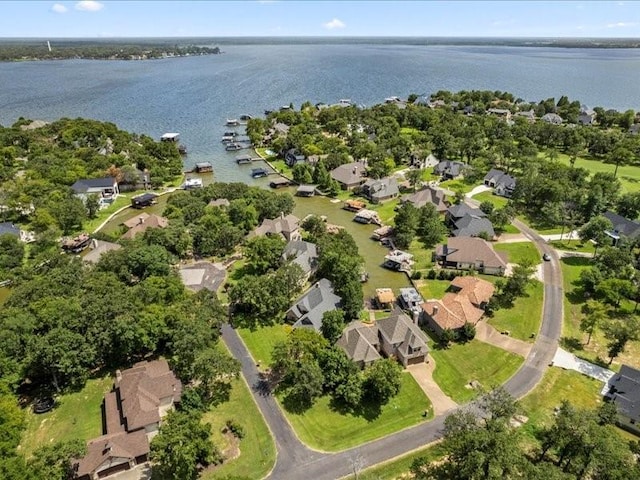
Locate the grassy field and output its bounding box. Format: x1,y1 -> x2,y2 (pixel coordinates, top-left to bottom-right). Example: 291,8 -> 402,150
550,239 -> 595,253
552,152 -> 640,193
430,340 -> 523,403
201,378 -> 276,480
19,375 -> 112,457
488,280 -> 544,342
407,239 -> 434,272
83,195 -> 132,233
371,198 -> 400,225
416,279 -> 451,300
280,373 -> 432,451
494,241 -> 541,266
238,324 -> 290,368
439,178 -> 476,194
500,223 -> 521,234
472,190 -> 509,209
516,215 -> 564,235
346,444 -> 445,480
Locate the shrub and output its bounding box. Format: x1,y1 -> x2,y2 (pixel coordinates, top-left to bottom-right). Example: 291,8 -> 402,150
412,270 -> 422,280
427,269 -> 436,279
225,419 -> 245,439
437,269 -> 447,280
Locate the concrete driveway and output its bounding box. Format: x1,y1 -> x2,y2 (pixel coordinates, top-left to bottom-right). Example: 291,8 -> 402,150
407,362 -> 458,416
475,321 -> 533,357
552,348 -> 615,383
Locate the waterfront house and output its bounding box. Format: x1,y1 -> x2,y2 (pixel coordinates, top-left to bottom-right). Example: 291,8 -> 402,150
286,278 -> 342,331
285,148 -> 306,167
130,192 -> 157,209
434,237 -> 508,275
251,213 -> 301,242
71,177 -> 119,204
330,162 -> 367,190
447,203 -> 495,239
604,364 -> 640,434
483,168 -> 517,198
401,186 -> 448,213
541,113 -> 563,125
361,177 -> 399,203
282,240 -> 319,279
602,210 -> 640,246
73,359 -> 182,480
433,160 -> 466,180
121,214 -> 169,240
82,239 -> 122,265
336,322 -> 382,368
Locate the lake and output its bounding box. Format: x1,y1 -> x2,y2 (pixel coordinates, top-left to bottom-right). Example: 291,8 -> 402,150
1,42 -> 639,183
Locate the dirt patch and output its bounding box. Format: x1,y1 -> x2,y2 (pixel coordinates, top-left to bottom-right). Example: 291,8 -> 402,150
200,431 -> 241,476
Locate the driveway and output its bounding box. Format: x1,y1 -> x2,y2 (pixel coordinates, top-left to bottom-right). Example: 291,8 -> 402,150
465,184 -> 492,198
475,321 -> 533,357
407,362 -> 458,416
552,348 -> 615,383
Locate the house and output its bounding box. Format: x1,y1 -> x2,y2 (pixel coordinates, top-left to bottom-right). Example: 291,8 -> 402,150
398,287 -> 424,313
286,278 -> 342,331
383,250 -> 414,272
375,288 -> 395,310
130,192 -> 157,209
71,177 -> 119,204
602,211 -> 640,245
578,106 -> 596,126
401,186 -> 448,213
604,364 -> 640,434
284,148 -> 306,167
208,198 -> 231,209
410,153 -> 439,169
251,213 -> 301,242
73,360 -> 182,480
337,309 -> 429,368
121,214 -> 169,240
330,162 -> 367,190
421,276 -> 493,335
377,309 -> 429,366
541,113 -> 563,125
336,322 -> 382,368
282,240 -> 318,279
434,160 -> 466,180
447,203 -> 495,238
361,177 -> 399,203
483,168 -> 517,198
515,109 -> 536,123
487,108 -> 512,120
434,237 -> 508,275
629,124 -> 640,135
83,239 -> 122,264
179,262 -> 226,292
296,185 -> 316,197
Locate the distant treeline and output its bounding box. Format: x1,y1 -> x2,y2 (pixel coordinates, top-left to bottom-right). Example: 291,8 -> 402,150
0,42 -> 221,61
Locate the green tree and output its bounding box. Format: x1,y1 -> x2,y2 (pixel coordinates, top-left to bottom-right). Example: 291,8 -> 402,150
49,195 -> 87,234
416,203 -> 447,248
363,358 -> 402,404
578,215 -> 613,254
406,168 -> 423,192
150,410 -> 219,480
595,278 -> 635,309
245,235 -> 286,275
292,163 -> 313,184
84,193 -> 100,219
28,439 -> 86,480
580,300 -> 607,345
604,317 -> 640,365
320,309 -> 345,344
394,202 -> 419,249
0,234 -> 24,271
190,348 -> 240,407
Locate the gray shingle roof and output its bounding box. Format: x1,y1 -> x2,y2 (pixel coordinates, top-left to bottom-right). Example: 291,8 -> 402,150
282,240 -> 318,275
288,278 -> 342,331
607,364 -> 640,422
330,162 -> 366,187
401,186 -> 447,212
603,211 -> 640,239
434,160 -> 465,177
336,321 -> 382,365
483,168 -> 516,191
447,203 -> 487,220
362,177 -> 399,200
377,309 -> 429,356
71,177 -> 117,193
452,214 -> 496,238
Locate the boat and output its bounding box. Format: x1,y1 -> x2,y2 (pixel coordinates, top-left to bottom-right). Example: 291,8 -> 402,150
225,142 -> 243,151
251,167 -> 269,178
239,114 -> 252,121
221,135 -> 235,143
223,131 -> 238,137
183,178 -> 203,190
226,119 -> 240,126
178,144 -> 187,155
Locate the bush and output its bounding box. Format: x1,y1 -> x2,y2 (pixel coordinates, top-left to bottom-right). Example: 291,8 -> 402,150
437,269 -> 447,280
225,419 -> 245,439
427,269 -> 436,279
412,270 -> 422,280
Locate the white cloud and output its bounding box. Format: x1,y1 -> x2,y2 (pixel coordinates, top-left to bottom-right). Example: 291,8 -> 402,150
606,21 -> 638,28
75,1 -> 104,12
51,3 -> 68,13
323,18 -> 346,30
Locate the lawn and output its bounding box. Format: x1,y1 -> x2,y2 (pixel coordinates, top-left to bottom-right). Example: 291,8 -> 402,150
371,198 -> 399,225
439,178 -> 477,194
500,223 -> 521,234
269,159 -> 294,178
201,378 -> 276,480
82,195 -> 132,233
417,279 -> 451,300
494,241 -> 540,266
407,239 -> 434,272
430,340 -> 524,403
550,239 -> 595,254
238,324 -> 290,368
19,375 -> 112,457
516,215 -> 564,235
280,373 -> 432,451
347,444 -> 445,480
488,281 -> 544,342
472,190 -> 509,209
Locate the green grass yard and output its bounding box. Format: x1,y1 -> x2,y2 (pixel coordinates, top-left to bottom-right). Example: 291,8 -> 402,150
346,444 -> 446,480
472,190 -> 509,209
280,373 -> 432,451
488,281 -> 544,342
417,279 -> 451,300
430,340 -> 523,403
201,378 -> 276,480
550,239 -> 595,253
238,324 -> 290,368
19,375 -> 112,457
371,198 -> 400,225
439,178 -> 476,194
494,241 -> 541,266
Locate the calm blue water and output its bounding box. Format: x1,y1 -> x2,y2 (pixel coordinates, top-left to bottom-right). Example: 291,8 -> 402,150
1,43 -> 639,182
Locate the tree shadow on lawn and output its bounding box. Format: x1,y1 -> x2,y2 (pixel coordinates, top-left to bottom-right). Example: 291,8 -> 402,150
327,395 -> 383,422
561,336 -> 584,352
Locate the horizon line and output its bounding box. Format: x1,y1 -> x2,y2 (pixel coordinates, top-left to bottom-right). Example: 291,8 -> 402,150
1,35 -> 640,40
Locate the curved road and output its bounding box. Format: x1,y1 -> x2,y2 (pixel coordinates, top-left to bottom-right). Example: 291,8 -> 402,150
221,218 -> 563,480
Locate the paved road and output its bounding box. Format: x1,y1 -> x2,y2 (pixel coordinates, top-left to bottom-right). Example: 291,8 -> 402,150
220,216 -> 564,480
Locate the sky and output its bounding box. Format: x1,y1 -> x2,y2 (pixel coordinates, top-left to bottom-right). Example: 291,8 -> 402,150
1,1 -> 639,38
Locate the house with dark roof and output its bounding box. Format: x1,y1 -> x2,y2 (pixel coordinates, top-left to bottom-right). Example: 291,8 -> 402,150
336,321 -> 382,368
71,177 -> 119,204
578,106 -> 596,126
286,278 -> 342,331
434,237 -> 508,275
602,211 -> 640,245
483,169 -> 517,198
434,160 -> 466,180
541,113 -> 563,125
410,153 -> 440,169
251,213 -> 301,242
446,203 -> 495,239
330,162 -> 367,190
130,192 -> 157,209
401,186 -> 448,213
421,276 -> 494,335
285,148 -> 306,167
604,364 -> 640,434
282,240 -> 318,279
73,360 -> 181,480
361,176 -> 399,203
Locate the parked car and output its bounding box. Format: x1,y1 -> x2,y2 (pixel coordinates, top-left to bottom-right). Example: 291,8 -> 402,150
542,253 -> 551,261
33,397 -> 55,414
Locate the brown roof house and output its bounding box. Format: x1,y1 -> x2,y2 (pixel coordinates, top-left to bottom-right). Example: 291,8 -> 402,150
251,213 -> 301,242
330,161 -> 367,190
421,276 -> 494,335
401,186 -> 448,213
434,237 -> 508,275
337,309 -> 429,368
121,213 -> 169,240
82,239 -> 122,264
73,359 -> 182,480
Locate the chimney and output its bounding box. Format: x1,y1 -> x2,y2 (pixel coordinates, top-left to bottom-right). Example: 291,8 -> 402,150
432,305 -> 439,315
115,369 -> 122,382
315,282 -> 320,288
412,309 -> 420,325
